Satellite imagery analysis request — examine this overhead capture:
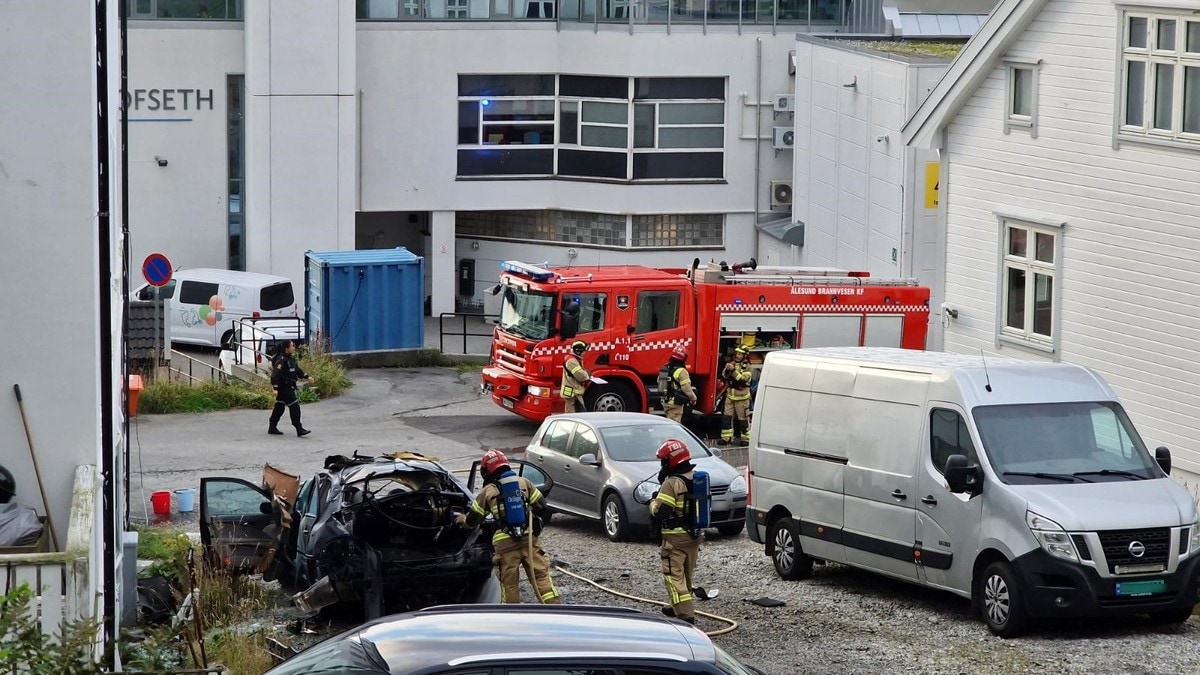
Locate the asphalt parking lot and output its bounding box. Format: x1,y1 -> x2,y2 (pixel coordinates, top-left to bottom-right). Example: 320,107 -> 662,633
130,365 -> 1200,674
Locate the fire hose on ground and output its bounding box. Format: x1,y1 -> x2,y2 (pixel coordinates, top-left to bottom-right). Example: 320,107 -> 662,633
551,563 -> 739,637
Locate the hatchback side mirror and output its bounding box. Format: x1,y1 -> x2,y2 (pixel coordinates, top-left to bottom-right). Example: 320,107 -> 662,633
944,454 -> 981,495
1155,446 -> 1171,475
578,453 -> 600,467
709,447 -> 723,458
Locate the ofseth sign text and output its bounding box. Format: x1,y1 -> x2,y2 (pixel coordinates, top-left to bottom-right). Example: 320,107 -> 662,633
124,88 -> 214,112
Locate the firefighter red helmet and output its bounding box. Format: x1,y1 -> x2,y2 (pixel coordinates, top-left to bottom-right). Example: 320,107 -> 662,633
670,346 -> 688,362
656,439 -> 691,468
481,449 -> 509,475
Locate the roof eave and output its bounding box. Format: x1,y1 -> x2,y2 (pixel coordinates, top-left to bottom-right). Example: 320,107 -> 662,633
901,0 -> 1050,148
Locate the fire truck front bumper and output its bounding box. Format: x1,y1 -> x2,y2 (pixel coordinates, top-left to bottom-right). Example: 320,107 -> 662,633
481,367 -> 556,420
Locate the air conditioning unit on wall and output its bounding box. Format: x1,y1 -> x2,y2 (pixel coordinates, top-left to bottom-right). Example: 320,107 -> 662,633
772,127 -> 794,150
770,181 -> 793,209
773,95 -> 795,113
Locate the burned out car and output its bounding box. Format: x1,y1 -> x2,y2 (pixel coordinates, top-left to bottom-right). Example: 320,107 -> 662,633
199,451 -> 551,619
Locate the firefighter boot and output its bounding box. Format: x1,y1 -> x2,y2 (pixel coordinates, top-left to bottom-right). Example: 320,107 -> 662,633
718,416 -> 734,445
735,419 -> 750,445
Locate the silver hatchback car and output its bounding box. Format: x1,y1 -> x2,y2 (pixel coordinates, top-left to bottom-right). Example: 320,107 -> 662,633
525,412 -> 748,541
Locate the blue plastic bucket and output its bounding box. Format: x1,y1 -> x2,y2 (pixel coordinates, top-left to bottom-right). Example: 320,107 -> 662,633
174,488 -> 196,513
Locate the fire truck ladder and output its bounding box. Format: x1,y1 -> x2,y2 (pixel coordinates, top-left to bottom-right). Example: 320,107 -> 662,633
715,265 -> 922,287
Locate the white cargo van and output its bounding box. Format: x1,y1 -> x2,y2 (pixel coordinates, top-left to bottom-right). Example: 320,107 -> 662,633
746,347 -> 1200,636
131,269 -> 299,349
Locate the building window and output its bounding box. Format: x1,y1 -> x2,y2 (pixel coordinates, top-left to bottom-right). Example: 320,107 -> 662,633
997,217 -> 1063,352
457,210 -> 725,248
1119,11 -> 1200,145
1004,61 -> 1039,137
227,74 -> 245,270
457,75 -> 725,181
632,214 -> 724,247
129,0 -> 242,19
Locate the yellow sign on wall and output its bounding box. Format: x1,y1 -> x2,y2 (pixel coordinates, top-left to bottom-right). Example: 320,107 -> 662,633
925,162 -> 940,209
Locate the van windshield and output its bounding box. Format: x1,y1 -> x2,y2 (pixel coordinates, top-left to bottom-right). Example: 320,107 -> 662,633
498,286 -> 555,341
973,402 -> 1162,484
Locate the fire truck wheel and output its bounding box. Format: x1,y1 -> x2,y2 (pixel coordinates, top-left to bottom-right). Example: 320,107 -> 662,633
584,382 -> 636,413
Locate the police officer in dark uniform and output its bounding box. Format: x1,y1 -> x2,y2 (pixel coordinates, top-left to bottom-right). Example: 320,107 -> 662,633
268,340 -> 311,437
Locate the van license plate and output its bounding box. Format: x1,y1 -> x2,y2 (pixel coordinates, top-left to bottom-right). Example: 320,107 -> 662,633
502,398 -> 515,410
1115,579 -> 1166,597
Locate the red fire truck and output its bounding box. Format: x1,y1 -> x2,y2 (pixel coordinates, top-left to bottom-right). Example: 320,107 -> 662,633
481,259 -> 930,424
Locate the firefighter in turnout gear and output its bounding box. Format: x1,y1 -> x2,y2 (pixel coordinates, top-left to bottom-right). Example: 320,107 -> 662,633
560,340 -> 591,412
649,439 -> 701,624
457,449 -> 560,604
719,345 -> 753,445
660,347 -> 697,423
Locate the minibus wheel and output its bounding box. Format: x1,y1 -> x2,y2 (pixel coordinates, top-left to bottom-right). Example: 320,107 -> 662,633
979,560 -> 1030,637
768,517 -> 812,580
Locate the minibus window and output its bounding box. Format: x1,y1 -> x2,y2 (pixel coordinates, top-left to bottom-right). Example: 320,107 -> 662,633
179,281 -> 219,305
260,282 -> 295,311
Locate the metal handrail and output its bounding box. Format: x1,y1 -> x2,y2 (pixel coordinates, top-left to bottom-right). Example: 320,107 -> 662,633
167,349 -> 224,384
231,316 -> 308,376
438,312 -> 499,354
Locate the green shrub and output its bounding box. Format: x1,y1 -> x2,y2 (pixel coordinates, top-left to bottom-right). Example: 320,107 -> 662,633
136,526 -> 195,583
297,341 -> 353,399
0,585 -> 101,674
139,380 -> 275,414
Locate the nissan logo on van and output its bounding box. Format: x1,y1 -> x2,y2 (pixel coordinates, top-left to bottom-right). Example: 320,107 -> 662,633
1128,541 -> 1146,558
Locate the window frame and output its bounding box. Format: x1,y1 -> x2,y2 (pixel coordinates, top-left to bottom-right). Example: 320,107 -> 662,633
457,74 -> 726,182
1115,8 -> 1200,148
1003,58 -> 1041,137
993,212 -> 1065,355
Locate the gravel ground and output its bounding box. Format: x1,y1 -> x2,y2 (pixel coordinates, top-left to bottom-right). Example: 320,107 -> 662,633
536,516 -> 1200,675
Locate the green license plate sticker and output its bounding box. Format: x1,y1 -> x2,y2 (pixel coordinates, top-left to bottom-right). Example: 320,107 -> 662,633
1115,579 -> 1167,597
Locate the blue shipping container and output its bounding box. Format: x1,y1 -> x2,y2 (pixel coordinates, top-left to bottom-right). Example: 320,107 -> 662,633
305,248 -> 425,353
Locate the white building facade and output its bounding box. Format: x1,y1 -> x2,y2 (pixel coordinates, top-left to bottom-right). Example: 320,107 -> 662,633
904,0 -> 1200,488
778,36 -> 954,348
122,0 -> 910,319
1,0 -> 126,658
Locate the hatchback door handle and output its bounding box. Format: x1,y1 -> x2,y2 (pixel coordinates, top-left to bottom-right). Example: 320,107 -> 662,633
921,495 -> 938,506
891,489 -> 907,501
563,465 -> 571,471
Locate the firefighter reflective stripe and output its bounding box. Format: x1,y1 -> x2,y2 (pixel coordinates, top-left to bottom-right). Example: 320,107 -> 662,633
651,478 -> 689,535
560,356 -> 589,398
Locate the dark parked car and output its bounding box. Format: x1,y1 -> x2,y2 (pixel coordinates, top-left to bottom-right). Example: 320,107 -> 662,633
199,451 -> 551,619
264,604 -> 764,675
523,412 -> 748,541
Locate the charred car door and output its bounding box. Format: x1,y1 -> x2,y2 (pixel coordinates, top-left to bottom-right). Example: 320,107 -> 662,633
200,477 -> 277,573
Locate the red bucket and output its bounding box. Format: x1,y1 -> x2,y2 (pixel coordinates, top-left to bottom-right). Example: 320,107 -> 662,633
151,490 -> 171,516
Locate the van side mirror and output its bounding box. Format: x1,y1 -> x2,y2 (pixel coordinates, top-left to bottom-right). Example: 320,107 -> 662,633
944,454 -> 981,495
1154,446 -> 1171,475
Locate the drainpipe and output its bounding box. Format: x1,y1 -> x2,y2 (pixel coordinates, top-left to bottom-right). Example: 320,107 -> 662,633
753,37 -> 762,260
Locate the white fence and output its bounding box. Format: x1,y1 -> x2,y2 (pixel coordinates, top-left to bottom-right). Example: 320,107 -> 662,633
0,465 -> 97,641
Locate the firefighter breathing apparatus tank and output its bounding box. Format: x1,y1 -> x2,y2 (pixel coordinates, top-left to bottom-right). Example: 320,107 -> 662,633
688,470 -> 712,534
498,470 -> 528,537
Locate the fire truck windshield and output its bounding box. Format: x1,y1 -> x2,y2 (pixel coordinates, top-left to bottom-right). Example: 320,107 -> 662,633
498,286 -> 555,340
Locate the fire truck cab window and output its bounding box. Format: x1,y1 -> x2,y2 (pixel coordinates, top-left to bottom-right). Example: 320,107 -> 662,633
571,293 -> 607,333
635,291 -> 680,333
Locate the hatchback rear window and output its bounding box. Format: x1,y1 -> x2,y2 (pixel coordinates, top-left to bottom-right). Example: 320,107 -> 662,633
260,282 -> 294,311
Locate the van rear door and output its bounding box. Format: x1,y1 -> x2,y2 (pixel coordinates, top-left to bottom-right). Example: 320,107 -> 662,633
259,281 -> 296,318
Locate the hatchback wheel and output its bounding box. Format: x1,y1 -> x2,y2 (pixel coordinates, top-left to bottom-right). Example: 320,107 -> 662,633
980,560 -> 1029,637
602,493 -> 630,542
768,517 -> 812,580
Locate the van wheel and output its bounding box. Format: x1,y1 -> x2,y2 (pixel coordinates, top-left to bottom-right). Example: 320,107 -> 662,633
586,383 -> 636,413
768,517 -> 812,580
716,521 -> 745,537
979,560 -> 1030,638
602,493 -> 630,542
